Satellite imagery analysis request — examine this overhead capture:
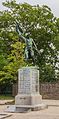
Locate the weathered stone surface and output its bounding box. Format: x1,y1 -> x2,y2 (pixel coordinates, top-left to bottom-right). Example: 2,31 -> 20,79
15,67 -> 42,106
6,104 -> 48,113
18,66 -> 39,94
12,82 -> 59,100
14,66 -> 46,112
40,82 -> 59,99
6,66 -> 47,112
15,94 -> 42,105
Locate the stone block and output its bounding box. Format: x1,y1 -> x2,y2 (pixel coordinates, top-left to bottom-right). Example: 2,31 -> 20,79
15,94 -> 42,105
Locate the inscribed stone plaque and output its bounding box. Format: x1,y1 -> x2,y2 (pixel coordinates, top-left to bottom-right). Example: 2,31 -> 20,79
18,67 -> 39,94
31,69 -> 39,93
18,68 -> 31,94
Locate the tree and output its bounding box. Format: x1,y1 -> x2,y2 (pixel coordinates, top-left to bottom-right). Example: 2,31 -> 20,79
0,41 -> 25,84
0,0 -> 59,83
40,64 -> 56,82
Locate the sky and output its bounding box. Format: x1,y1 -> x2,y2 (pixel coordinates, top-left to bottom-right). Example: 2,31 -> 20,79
0,0 -> 59,17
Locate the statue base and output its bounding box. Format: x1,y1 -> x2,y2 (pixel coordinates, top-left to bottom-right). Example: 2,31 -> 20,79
6,66 -> 48,112
15,94 -> 42,105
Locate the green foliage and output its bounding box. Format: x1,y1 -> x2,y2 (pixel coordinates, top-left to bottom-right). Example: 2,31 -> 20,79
0,0 -> 59,83
0,55 -> 8,70
40,64 -> 56,82
0,41 -> 26,84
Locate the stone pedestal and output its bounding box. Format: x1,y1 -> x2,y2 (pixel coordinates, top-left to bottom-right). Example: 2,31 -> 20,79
15,66 -> 42,107
6,66 -> 47,112
15,94 -> 42,105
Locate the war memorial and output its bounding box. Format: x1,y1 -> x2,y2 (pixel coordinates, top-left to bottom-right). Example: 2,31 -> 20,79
6,22 -> 47,112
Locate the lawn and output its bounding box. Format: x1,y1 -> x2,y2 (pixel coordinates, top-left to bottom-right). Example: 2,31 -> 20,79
0,94 -> 14,100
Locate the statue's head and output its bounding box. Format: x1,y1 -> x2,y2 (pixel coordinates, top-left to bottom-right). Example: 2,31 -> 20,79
25,33 -> 30,39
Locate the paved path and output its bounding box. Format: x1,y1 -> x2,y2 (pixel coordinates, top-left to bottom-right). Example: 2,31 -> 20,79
0,100 -> 59,119
0,99 -> 59,106
0,100 -> 13,105
42,100 -> 59,106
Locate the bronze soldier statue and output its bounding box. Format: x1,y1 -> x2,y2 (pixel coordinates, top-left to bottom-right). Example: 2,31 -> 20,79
16,22 -> 39,63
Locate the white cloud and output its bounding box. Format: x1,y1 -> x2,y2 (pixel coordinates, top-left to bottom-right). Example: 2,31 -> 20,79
0,0 -> 59,17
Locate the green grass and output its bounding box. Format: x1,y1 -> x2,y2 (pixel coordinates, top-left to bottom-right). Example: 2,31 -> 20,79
0,94 -> 14,100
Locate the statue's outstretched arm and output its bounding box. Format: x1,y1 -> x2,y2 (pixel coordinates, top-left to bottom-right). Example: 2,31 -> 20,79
16,22 -> 22,33
16,22 -> 26,42
19,35 -> 26,42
